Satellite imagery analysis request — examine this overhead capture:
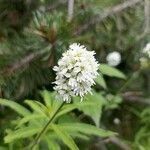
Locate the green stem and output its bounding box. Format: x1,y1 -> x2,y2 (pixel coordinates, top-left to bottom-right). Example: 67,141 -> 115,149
31,102 -> 65,149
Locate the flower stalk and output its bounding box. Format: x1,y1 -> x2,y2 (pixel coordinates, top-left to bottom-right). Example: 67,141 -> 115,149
31,102 -> 65,149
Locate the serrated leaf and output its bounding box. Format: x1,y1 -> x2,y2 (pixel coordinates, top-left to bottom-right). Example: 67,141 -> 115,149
4,127 -> 41,143
34,101 -> 50,116
24,100 -> 47,116
40,90 -> 53,107
71,133 -> 89,140
74,92 -> 106,127
45,137 -> 61,150
57,114 -> 78,124
59,123 -> 115,137
17,114 -> 45,128
51,124 -> 79,150
55,100 -> 103,122
0,99 -> 30,116
55,105 -> 77,120
100,64 -> 126,79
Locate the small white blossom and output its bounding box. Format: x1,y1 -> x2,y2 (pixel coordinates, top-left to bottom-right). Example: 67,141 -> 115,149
142,43 -> 150,58
140,57 -> 148,63
106,51 -> 121,67
139,43 -> 150,68
53,43 -> 99,102
113,118 -> 121,125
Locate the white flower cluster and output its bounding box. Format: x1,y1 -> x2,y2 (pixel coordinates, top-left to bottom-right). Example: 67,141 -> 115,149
142,43 -> 150,58
53,43 -> 99,102
106,51 -> 121,67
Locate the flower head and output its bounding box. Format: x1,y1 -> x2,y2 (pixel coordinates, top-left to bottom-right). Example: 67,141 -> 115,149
106,51 -> 121,67
53,43 -> 99,102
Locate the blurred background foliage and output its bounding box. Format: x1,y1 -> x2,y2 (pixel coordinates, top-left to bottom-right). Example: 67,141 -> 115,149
0,0 -> 150,149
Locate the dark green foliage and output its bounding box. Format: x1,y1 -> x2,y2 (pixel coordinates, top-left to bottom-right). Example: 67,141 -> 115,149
0,0 -> 39,32
0,0 -> 150,149
0,90 -> 115,149
0,0 -> 149,99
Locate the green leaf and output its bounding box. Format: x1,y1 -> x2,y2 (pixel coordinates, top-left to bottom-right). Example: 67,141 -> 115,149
40,90 -> 53,107
24,100 -> 47,116
17,114 -> 46,128
0,99 -> 30,116
96,74 -> 107,89
55,105 -> 77,120
58,114 -> 78,124
45,137 -> 61,150
99,64 -> 126,79
51,124 -> 79,150
59,123 -> 115,137
48,100 -> 64,120
55,100 -> 104,122
71,133 -> 89,140
4,127 -> 41,143
40,91 -> 64,118
34,101 -> 50,116
74,92 -> 106,127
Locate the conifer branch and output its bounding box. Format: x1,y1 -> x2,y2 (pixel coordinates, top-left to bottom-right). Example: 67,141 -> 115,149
102,136 -> 131,150
74,0 -> 143,35
67,0 -> 74,22
0,49 -> 48,76
144,0 -> 150,33
0,0 -> 143,77
122,92 -> 150,106
46,0 -> 67,12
